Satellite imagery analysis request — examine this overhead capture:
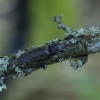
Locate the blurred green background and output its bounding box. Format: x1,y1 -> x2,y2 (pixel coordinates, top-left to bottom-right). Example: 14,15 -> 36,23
1,0 -> 100,100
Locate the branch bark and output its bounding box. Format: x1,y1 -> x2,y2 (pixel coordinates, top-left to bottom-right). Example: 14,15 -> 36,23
0,15 -> 100,91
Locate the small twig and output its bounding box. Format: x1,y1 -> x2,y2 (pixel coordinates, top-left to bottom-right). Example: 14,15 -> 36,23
0,15 -> 100,91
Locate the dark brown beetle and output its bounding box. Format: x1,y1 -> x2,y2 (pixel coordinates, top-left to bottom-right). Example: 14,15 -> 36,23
17,45 -> 50,63
17,40 -> 65,63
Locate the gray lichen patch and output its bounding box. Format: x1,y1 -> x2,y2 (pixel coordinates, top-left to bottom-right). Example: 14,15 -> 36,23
69,56 -> 88,70
69,58 -> 82,70
66,38 -> 77,44
0,80 -> 7,92
0,56 -> 9,91
87,38 -> 100,54
89,27 -> 99,33
53,15 -> 100,44
0,77 -> 7,92
0,56 -> 9,76
15,67 -> 25,78
0,85 -> 7,92
52,15 -> 63,24
15,50 -> 25,58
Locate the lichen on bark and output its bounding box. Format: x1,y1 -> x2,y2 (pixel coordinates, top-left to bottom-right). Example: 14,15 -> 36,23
0,15 -> 100,91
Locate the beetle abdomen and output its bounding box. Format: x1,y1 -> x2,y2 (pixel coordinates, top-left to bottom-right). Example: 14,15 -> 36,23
17,45 -> 50,63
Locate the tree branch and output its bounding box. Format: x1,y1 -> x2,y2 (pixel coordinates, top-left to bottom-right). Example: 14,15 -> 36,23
0,15 -> 100,91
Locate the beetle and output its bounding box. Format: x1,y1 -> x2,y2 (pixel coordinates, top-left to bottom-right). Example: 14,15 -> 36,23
17,40 -> 65,63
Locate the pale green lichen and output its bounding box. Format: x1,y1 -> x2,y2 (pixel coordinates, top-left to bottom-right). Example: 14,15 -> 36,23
0,56 -> 9,91
15,67 -> 25,78
0,56 -> 9,76
0,77 -> 7,92
15,50 -> 25,58
77,28 -> 87,34
89,27 -> 99,32
69,55 -> 88,70
52,38 -> 59,42
0,80 -> 7,92
66,38 -> 77,44
69,58 -> 83,70
88,38 -> 100,53
0,85 -> 7,91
